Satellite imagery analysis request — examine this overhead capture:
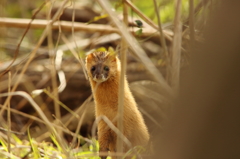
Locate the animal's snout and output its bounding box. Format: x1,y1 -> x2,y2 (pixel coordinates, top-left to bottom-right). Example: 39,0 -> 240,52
90,64 -> 108,82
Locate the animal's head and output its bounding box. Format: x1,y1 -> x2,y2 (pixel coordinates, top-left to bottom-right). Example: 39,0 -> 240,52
85,51 -> 119,83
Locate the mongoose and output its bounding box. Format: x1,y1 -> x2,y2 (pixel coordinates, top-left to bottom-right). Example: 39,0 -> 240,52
85,51 -> 149,158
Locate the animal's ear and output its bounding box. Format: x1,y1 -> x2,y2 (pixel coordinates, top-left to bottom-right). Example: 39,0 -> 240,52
85,53 -> 94,63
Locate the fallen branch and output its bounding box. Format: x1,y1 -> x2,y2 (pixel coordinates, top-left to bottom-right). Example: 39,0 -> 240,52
0,17 -> 172,39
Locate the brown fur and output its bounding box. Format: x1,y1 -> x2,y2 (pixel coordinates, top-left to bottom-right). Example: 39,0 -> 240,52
85,51 -> 149,158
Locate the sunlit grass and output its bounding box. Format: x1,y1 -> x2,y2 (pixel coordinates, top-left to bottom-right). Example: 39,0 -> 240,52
0,133 -> 102,159
0,133 -> 145,158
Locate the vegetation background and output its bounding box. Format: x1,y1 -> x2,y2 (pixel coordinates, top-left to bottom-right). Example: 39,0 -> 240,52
0,0 -> 226,158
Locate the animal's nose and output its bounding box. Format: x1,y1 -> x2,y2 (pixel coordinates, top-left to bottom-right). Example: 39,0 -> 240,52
95,74 -> 101,79
93,66 -> 101,77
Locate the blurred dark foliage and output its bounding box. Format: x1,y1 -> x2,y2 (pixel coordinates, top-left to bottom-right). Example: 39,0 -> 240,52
153,1 -> 240,159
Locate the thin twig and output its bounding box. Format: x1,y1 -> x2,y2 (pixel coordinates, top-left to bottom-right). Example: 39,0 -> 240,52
0,104 -> 45,126
61,34 -> 88,81
183,0 -> 205,27
153,0 -> 169,55
169,0 -> 182,92
92,115 -> 132,148
125,0 -> 172,42
153,0 -> 170,85
42,89 -> 79,119
64,95 -> 92,128
0,126 -> 24,135
71,0 -> 88,80
7,72 -> 11,156
72,109 -> 86,148
189,0 -> 195,42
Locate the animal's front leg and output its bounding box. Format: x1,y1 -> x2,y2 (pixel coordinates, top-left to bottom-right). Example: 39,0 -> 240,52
108,132 -> 117,159
98,128 -> 111,159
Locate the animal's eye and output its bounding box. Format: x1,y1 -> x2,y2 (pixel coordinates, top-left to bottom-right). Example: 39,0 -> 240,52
104,66 -> 109,71
91,66 -> 96,72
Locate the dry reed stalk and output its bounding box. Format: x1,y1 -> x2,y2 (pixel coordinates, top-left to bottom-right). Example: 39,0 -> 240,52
97,0 -> 173,98
117,0 -> 128,156
46,1 -> 62,138
169,0 -> 182,93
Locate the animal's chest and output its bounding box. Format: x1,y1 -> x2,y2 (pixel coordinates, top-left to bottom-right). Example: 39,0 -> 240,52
93,84 -> 119,120
95,100 -> 118,120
